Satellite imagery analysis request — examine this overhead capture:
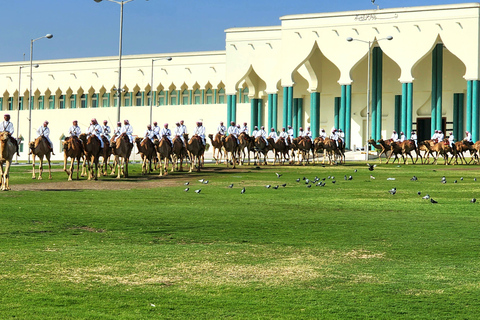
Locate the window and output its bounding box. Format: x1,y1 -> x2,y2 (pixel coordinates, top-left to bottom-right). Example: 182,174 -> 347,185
206,89 -> 213,104
170,90 -> 177,105
59,95 -> 65,109
194,89 -> 201,105
218,88 -> 225,104
113,92 -> 118,107
92,93 -> 98,108
69,94 -> 76,109
18,97 -> 23,110
8,97 -> 13,111
123,93 -> 131,107
147,91 -> 152,106
243,87 -> 250,103
0,98 -> 3,110
181,90 -> 189,105
38,96 -> 44,110
135,92 -> 142,106
102,93 -> 109,107
158,91 -> 166,106
48,95 -> 55,109
80,94 -> 87,108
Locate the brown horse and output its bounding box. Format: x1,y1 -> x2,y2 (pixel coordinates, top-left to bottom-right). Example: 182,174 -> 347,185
322,138 -> 344,165
79,133 -> 102,180
396,140 -> 418,164
63,136 -> 84,181
155,136 -> 173,176
29,136 -> 52,180
221,134 -> 238,168
111,133 -> 133,178
420,140 -> 451,165
377,139 -> 404,164
100,136 -> 112,176
254,137 -> 268,165
0,132 -> 15,190
296,137 -> 313,165
172,136 -> 188,172
208,133 -> 224,164
186,135 -> 205,172
135,137 -> 156,175
368,138 -> 389,163
238,133 -> 254,165
451,141 -> 471,165
267,137 -> 289,165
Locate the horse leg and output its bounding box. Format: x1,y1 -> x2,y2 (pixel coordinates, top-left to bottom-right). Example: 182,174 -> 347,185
31,155 -> 36,179
3,161 -> 10,191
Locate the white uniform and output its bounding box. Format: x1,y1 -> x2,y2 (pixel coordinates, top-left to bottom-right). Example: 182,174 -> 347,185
251,129 -> 258,137
391,132 -> 399,142
399,133 -> 405,142
278,131 -> 288,145
448,134 -> 455,147
240,125 -> 249,135
338,130 -> 345,140
179,124 -> 187,137
256,128 -> 268,146
159,127 -> 172,143
37,125 -> 53,149
102,125 -> 111,140
319,130 -> 326,139
287,128 -> 294,139
152,124 -> 161,140
227,125 -> 239,137
0,121 -> 14,135
174,125 -> 185,143
217,125 -> 226,135
304,129 -> 313,141
438,132 -> 444,141
465,132 -> 473,143
298,130 -> 304,138
87,123 -> 104,148
411,132 -> 418,147
144,129 -> 155,142
269,131 -> 278,140
194,125 -> 206,145
118,124 -> 133,143
113,126 -> 122,137
69,125 -> 81,137
431,132 -> 438,141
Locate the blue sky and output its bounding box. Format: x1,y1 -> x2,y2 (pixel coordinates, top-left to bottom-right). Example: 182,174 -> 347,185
1,0 -> 470,62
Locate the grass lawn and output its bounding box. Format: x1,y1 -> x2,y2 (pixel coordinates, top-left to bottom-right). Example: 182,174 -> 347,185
1,161 -> 480,319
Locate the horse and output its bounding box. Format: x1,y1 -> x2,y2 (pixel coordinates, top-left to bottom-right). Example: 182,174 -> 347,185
221,134 -> 238,168
135,137 -> 156,175
254,137 -> 268,165
155,136 -> 173,176
29,136 -> 53,180
368,138 -> 389,163
267,137 -> 289,165
321,138 -> 344,165
0,132 -> 15,190
63,136 -> 84,181
208,133 -> 224,164
238,133 -> 253,165
100,136 -> 112,176
110,133 -> 133,178
186,135 -> 205,172
79,133 -> 102,180
296,137 -> 313,165
172,136 -> 188,172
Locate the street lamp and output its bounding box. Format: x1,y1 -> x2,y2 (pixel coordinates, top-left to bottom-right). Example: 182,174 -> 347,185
150,57 -> 172,124
347,35 -> 393,161
94,0 -> 149,122
28,33 -> 53,164
18,63 -> 38,163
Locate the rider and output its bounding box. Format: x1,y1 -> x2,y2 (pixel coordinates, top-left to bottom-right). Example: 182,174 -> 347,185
143,124 -> 155,143
287,125 -> 294,140
119,120 -> 134,144
319,128 -> 327,139
278,127 -> 289,146
240,122 -> 249,135
410,130 -> 418,148
194,121 -> 206,146
37,121 -> 55,155
86,118 -> 104,149
268,128 -> 278,141
448,132 -> 455,148
102,120 -> 111,140
391,130 -> 399,142
159,123 -> 172,146
304,126 -> 313,142
0,114 -> 20,156
217,121 -> 226,135
69,120 -> 81,138
399,131 -> 406,143
330,128 -> 339,147
464,130 -> 473,144
256,126 -> 268,146
174,122 -> 186,146
152,121 -> 161,140
227,121 -> 239,143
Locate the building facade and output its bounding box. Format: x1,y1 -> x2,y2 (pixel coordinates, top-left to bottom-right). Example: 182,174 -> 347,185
0,3 -> 479,159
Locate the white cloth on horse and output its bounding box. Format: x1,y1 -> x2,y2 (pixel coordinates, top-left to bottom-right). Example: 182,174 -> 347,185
144,129 -> 155,143
174,126 -> 185,143
69,125 -> 81,137
117,124 -> 133,143
159,127 -> 172,143
102,125 -> 111,140
194,125 -> 206,145
87,124 -> 104,148
37,125 -> 54,149
256,129 -> 269,146
278,131 -> 288,145
0,121 -> 14,135
152,125 -> 161,140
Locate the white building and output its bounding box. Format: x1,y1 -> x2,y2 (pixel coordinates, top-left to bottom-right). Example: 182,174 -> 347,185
1,3 -> 479,159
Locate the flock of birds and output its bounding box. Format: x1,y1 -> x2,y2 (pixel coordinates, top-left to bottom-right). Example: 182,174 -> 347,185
181,163 -> 477,204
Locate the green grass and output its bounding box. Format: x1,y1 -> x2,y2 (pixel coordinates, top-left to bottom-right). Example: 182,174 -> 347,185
2,161 -> 480,319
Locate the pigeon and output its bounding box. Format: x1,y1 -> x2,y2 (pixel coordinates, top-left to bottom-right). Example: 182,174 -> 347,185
275,172 -> 282,178
305,179 -> 310,184
410,176 -> 418,181
332,180 -> 336,184
354,169 -> 358,173
348,175 -> 353,180
273,185 -> 279,189
281,183 -> 287,187
316,182 -> 322,186
344,175 -> 347,180
296,178 -> 300,182
321,178 -> 326,181
184,188 -> 189,192
184,182 -> 190,185
203,180 -> 209,184
302,177 -> 306,180
331,176 -> 335,180
195,189 -> 201,194
367,163 -> 376,171
327,176 -> 331,179
461,177 -> 464,181
306,184 -> 312,188
417,191 -> 421,196
475,178 -> 477,182
442,180 -> 447,184
198,179 -> 204,183
454,180 -> 457,184
265,185 -> 271,188
471,198 -> 477,203
227,183 -> 234,188
389,187 -> 396,195
422,194 -> 430,200
430,198 -> 438,204
241,187 -> 246,194
370,175 -> 375,180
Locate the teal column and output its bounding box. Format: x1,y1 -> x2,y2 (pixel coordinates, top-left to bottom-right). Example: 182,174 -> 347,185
272,94 -> 278,130
375,48 -> 383,141
406,83 -> 413,139
177,90 -> 181,106
238,89 -> 243,103
201,89 -> 205,104
165,91 -> 169,106
334,97 -> 341,129
297,98 -> 303,131
232,94 -> 237,123
282,87 -> 289,129
293,99 -> 298,136
287,87 -> 294,127
345,85 -> 352,150
310,92 -> 320,138
227,95 -> 232,126
152,92 -> 156,107
472,81 -> 479,141
431,45 -> 438,135
466,80 -> 472,133
214,89 -> 218,104
340,85 -> 346,131
141,92 -> 145,106
436,44 -> 443,131
401,83 -> 408,134
371,48 -> 378,141
250,99 -> 257,130
189,90 -> 193,105
257,99 -> 263,128
268,94 -> 273,130
394,95 -> 401,133
73,94 -> 77,109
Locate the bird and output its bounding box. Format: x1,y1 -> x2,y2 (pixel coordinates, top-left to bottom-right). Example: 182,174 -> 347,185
321,178 -> 326,181
281,183 -> 287,187
331,176 -> 335,180
422,194 -> 430,200
184,182 -> 190,185
184,188 -> 189,192
344,175 -> 347,180
370,175 -> 375,180
348,175 -> 353,180
198,179 -> 204,183
227,183 -> 234,188
354,169 -> 358,173
195,189 -> 201,194
410,176 -> 418,181
316,182 -> 322,186
430,198 -> 438,204
265,185 -> 271,188
241,187 -> 246,194
441,176 -> 446,181
454,180 -> 457,184
327,176 -> 331,179
417,191 -> 421,196
332,180 -> 336,184
367,163 -> 376,171
296,178 -> 300,182
442,180 -> 447,184
203,180 -> 209,184
273,185 -> 279,189
475,178 -> 478,182
461,177 -> 464,181
389,187 -> 396,195
275,172 -> 282,178
302,177 -> 306,180
306,184 -> 312,188
471,198 -> 477,203
305,179 -> 310,184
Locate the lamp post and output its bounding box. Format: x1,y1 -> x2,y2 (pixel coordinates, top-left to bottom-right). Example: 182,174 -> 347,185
28,34 -> 53,164
150,57 -> 172,124
18,64 -> 38,163
94,0 -> 148,122
347,36 -> 393,161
